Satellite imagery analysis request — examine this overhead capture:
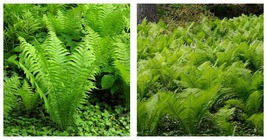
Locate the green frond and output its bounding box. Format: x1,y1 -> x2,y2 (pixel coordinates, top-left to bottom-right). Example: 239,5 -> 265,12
18,10 -> 41,38
17,36 -> 45,90
18,80 -> 39,113
225,99 -> 245,110
246,91 -> 262,115
138,92 -> 170,134
100,10 -> 129,36
4,75 -> 20,116
15,30 -> 98,130
114,36 -> 130,85
82,26 -> 104,68
43,15 -> 55,32
214,108 -> 235,136
251,70 -> 263,90
84,4 -> 114,33
247,113 -> 263,135
166,86 -> 220,135
45,9 -> 82,34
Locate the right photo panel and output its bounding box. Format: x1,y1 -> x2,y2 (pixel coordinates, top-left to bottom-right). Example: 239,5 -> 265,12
137,4 -> 263,136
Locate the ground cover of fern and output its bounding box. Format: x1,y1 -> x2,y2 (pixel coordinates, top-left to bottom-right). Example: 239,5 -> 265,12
4,4 -> 130,136
137,14 -> 263,136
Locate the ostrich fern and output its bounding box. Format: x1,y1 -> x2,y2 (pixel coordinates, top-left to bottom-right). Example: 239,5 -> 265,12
12,31 -> 97,130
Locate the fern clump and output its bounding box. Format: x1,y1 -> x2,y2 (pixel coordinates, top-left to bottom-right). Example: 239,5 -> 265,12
4,4 -> 130,135
12,31 -> 97,130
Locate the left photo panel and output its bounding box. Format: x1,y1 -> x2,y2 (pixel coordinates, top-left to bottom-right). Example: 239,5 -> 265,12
3,4 -> 130,136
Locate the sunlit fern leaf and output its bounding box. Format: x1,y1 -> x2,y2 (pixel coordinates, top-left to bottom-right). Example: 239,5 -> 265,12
17,36 -> 47,97
82,26 -> 106,69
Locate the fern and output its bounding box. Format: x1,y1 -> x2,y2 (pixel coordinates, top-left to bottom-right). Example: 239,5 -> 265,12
214,108 -> 235,136
137,92 -> 169,135
245,91 -> 262,115
4,75 -> 20,116
18,80 -> 39,113
12,31 -> 97,130
247,113 -> 263,135
166,85 -> 220,135
100,10 -> 129,36
114,34 -> 130,85
44,8 -> 82,35
137,13 -> 263,136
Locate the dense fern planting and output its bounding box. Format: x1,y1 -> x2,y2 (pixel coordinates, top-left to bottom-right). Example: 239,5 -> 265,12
137,15 -> 263,136
4,4 -> 130,136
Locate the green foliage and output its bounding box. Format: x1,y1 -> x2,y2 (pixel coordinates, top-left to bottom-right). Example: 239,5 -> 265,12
166,85 -> 220,135
137,92 -> 169,135
101,75 -> 116,89
4,75 -> 20,115
18,80 -> 39,113
4,4 -> 130,135
4,103 -> 130,136
245,91 -> 262,115
14,31 -> 97,130
246,113 -> 263,135
138,14 -> 263,136
214,108 -> 235,136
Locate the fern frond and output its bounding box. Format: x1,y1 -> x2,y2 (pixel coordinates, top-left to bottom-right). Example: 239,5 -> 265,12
246,91 -> 262,115
84,4 -> 113,33
166,86 -> 220,135
44,9 -> 82,34
17,36 -> 48,98
101,11 -> 128,36
4,75 -> 20,115
247,113 -> 263,135
214,108 -> 235,136
114,36 -> 130,85
43,31 -> 72,129
225,99 -> 245,110
44,31 -> 96,130
18,80 -> 39,113
18,10 -> 41,39
137,92 -> 170,134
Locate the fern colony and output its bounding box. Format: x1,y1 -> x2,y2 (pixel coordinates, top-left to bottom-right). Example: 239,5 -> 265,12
138,15 -> 263,136
4,4 -> 130,136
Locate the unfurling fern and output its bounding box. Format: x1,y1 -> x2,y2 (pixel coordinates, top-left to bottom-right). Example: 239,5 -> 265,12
13,31 -> 97,130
